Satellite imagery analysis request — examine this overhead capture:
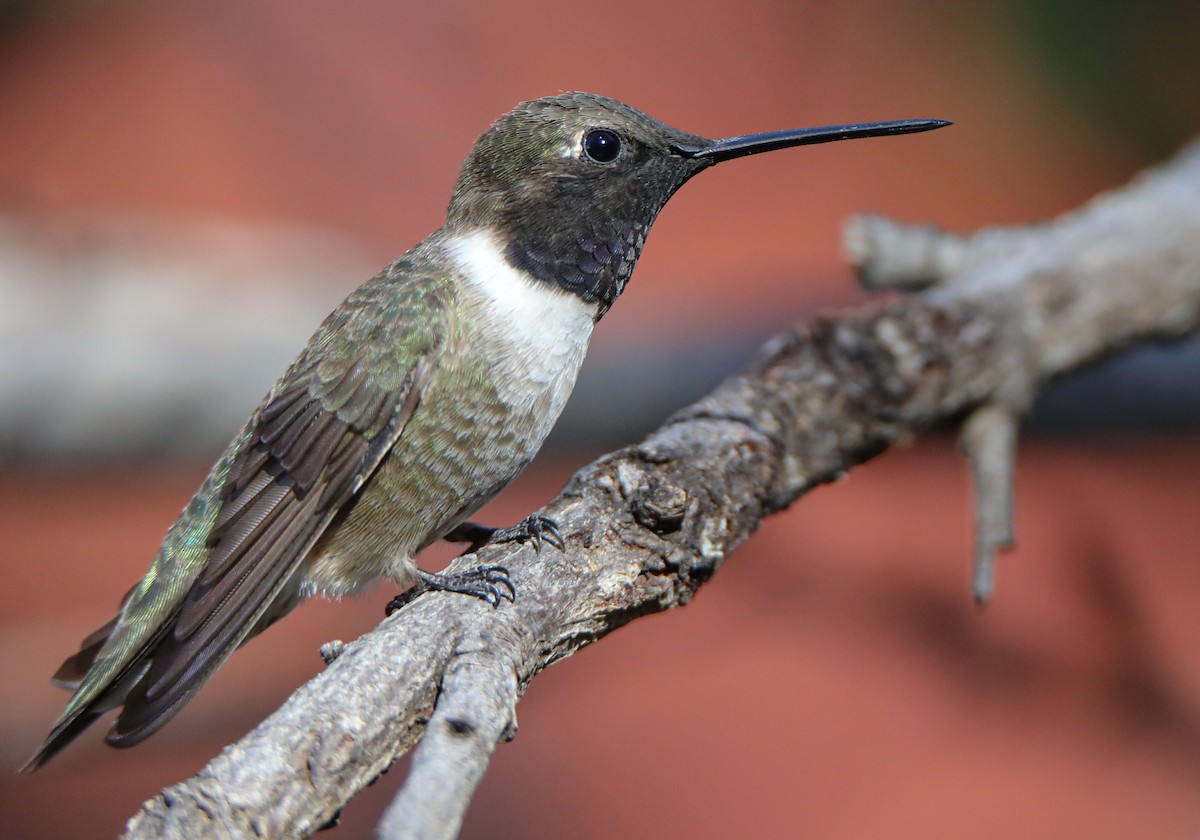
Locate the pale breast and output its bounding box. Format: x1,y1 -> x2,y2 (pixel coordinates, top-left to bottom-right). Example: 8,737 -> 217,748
304,229 -> 598,594
446,228 -> 597,440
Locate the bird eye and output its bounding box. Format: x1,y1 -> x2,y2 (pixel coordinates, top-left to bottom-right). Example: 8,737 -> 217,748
582,128 -> 622,163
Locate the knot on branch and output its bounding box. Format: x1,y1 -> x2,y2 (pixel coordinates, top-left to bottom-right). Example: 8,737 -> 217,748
631,480 -> 690,535
319,640 -> 347,665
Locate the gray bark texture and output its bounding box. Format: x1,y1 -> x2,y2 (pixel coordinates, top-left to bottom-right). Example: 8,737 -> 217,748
122,141 -> 1200,839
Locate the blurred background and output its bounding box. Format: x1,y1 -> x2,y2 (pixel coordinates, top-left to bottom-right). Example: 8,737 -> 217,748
3,1 -> 1200,837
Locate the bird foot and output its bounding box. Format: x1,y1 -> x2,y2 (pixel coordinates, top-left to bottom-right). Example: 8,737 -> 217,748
488,514 -> 565,552
386,515 -> 563,614
386,564 -> 515,614
444,514 -> 565,554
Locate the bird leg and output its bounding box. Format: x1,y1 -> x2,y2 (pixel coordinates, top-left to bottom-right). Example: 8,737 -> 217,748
385,515 -> 564,614
442,514 -> 565,554
386,565 -> 514,614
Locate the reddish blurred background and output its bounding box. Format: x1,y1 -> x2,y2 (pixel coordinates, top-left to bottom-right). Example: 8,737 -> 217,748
3,1 -> 1200,838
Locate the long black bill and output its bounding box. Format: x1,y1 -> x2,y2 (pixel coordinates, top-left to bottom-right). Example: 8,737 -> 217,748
674,118 -> 951,163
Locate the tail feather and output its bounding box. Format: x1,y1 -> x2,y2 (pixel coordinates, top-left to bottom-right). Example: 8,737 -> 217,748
51,581 -> 143,689
24,417 -> 258,772
21,614 -> 150,774
23,587 -> 140,771
20,707 -> 107,773
51,611 -> 122,689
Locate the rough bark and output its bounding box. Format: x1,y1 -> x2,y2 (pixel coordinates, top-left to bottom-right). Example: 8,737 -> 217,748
123,140 -> 1200,839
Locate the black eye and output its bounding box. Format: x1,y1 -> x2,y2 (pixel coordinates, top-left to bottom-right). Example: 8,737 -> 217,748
582,128 -> 622,163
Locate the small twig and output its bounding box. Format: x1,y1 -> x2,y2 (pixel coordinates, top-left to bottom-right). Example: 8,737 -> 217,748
376,621 -> 520,840
959,403 -> 1019,603
844,214 -> 968,291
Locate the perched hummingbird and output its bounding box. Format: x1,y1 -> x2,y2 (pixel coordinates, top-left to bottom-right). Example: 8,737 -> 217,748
24,92 -> 947,771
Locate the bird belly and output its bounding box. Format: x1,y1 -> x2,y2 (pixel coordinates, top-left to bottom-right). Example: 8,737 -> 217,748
303,267 -> 595,596
304,399 -> 546,593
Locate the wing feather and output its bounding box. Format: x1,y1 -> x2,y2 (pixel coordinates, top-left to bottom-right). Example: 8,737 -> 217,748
23,261 -> 450,771
109,358 -> 430,745
138,490 -> 325,707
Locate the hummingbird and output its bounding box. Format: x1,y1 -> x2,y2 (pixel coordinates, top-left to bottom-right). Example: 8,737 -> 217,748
24,92 -> 948,771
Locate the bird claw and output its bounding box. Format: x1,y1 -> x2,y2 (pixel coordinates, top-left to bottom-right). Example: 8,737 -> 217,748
388,564 -> 516,611
386,516 -> 562,614
385,589 -> 417,616
444,514 -> 565,554
491,514 -> 565,553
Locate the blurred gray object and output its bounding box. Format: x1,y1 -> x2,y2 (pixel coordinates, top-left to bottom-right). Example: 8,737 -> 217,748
0,214 -> 368,457
2,213 -> 1198,460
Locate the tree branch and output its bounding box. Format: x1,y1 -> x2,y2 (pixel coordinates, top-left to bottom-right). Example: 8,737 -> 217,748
123,141 -> 1200,839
